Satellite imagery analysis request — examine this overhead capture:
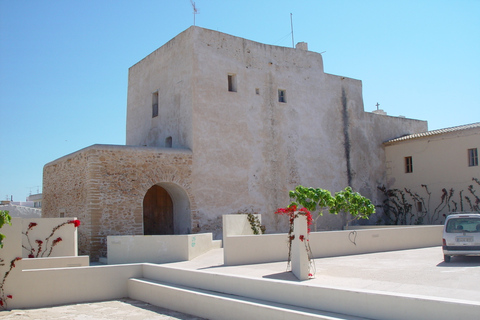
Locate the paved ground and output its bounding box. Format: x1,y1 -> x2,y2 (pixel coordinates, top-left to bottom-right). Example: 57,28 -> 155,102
1,299 -> 206,320
2,246 -> 480,319
167,246 -> 480,302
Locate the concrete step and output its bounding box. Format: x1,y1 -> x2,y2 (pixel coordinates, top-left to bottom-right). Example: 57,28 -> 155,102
128,277 -> 370,320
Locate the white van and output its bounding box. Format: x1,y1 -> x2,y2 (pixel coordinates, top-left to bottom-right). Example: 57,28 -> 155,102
443,213 -> 480,262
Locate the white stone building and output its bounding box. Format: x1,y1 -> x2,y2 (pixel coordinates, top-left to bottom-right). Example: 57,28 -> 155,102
43,26 -> 427,260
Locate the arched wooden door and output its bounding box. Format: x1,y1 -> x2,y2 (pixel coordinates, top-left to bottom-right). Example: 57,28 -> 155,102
143,185 -> 174,235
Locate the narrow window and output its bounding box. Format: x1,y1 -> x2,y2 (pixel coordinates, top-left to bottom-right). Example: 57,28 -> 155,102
228,74 -> 237,92
405,156 -> 413,173
165,136 -> 172,148
278,89 -> 286,103
416,201 -> 423,212
152,91 -> 159,118
468,148 -> 478,166
255,88 -> 260,95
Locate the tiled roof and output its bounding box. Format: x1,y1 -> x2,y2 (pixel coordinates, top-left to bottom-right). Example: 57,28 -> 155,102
384,122 -> 480,144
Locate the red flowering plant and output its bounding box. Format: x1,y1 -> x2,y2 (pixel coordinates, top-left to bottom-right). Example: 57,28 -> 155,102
0,257 -> 21,310
23,219 -> 80,258
275,204 -> 315,278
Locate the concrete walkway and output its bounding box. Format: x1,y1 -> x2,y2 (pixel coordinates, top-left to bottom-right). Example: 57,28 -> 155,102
2,246 -> 479,319
1,298 -> 206,320
167,246 -> 480,303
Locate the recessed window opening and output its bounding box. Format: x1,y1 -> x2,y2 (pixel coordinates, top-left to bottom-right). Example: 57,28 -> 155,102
416,201 -> 423,212
255,88 -> 260,95
468,148 -> 478,167
228,74 -> 237,92
405,156 -> 413,173
278,89 -> 286,103
165,136 -> 172,148
152,91 -> 159,118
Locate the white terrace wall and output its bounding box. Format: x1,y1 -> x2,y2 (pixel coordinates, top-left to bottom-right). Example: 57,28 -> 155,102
1,217 -> 79,259
223,214 -> 443,265
107,233 -> 221,264
0,217 -> 88,310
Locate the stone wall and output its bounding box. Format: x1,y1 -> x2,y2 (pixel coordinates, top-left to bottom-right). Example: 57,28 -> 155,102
43,145 -> 194,260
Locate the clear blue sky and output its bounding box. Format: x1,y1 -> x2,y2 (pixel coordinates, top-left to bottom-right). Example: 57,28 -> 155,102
1,0 -> 479,202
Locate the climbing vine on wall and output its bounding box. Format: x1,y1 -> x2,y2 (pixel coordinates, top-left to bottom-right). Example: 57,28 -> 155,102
23,219 -> 81,258
0,219 -> 81,310
378,177 -> 480,225
246,213 -> 265,235
0,257 -> 21,310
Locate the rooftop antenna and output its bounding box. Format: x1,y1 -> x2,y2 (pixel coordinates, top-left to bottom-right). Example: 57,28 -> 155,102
190,0 -> 199,26
290,13 -> 294,48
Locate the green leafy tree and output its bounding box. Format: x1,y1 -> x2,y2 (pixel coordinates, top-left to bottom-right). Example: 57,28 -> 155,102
288,186 -> 375,230
331,187 -> 376,228
0,211 -> 12,249
288,186 -> 335,231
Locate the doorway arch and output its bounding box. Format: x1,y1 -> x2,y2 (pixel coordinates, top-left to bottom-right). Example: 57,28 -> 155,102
142,182 -> 192,235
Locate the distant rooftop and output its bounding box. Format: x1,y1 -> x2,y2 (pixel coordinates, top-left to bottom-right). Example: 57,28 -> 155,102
385,122 -> 480,144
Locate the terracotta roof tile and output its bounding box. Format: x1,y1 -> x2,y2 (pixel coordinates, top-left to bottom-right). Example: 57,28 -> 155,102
384,122 -> 480,144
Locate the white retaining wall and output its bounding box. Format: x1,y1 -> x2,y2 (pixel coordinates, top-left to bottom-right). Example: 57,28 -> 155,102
1,217 -> 79,260
107,233 -> 221,264
223,215 -> 443,265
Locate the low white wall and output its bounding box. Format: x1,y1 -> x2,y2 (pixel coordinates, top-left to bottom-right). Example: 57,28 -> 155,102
20,218 -> 78,258
107,233 -> 217,264
310,225 -> 443,257
1,217 -> 79,259
0,217 -> 83,310
20,256 -> 89,270
224,225 -> 443,265
222,214 -> 260,239
8,264 -> 142,309
224,234 -> 287,265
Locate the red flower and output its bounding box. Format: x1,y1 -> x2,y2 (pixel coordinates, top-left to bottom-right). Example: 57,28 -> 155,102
35,240 -> 43,245
68,220 -> 81,227
28,254 -> 34,258
0,300 -> 3,306
308,273 -> 313,278
299,235 -> 305,242
53,237 -> 63,246
28,222 -> 37,229
6,295 -> 12,299
11,257 -> 22,266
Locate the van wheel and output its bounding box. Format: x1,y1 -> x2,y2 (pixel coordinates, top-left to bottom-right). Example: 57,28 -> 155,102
444,255 -> 451,263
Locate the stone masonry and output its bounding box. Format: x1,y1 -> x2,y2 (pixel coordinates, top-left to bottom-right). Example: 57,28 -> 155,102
43,145 -> 195,261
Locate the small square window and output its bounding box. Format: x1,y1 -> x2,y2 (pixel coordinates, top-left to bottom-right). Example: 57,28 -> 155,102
228,74 -> 237,92
405,156 -> 413,173
278,89 -> 286,103
468,148 -> 478,167
152,91 -> 159,118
